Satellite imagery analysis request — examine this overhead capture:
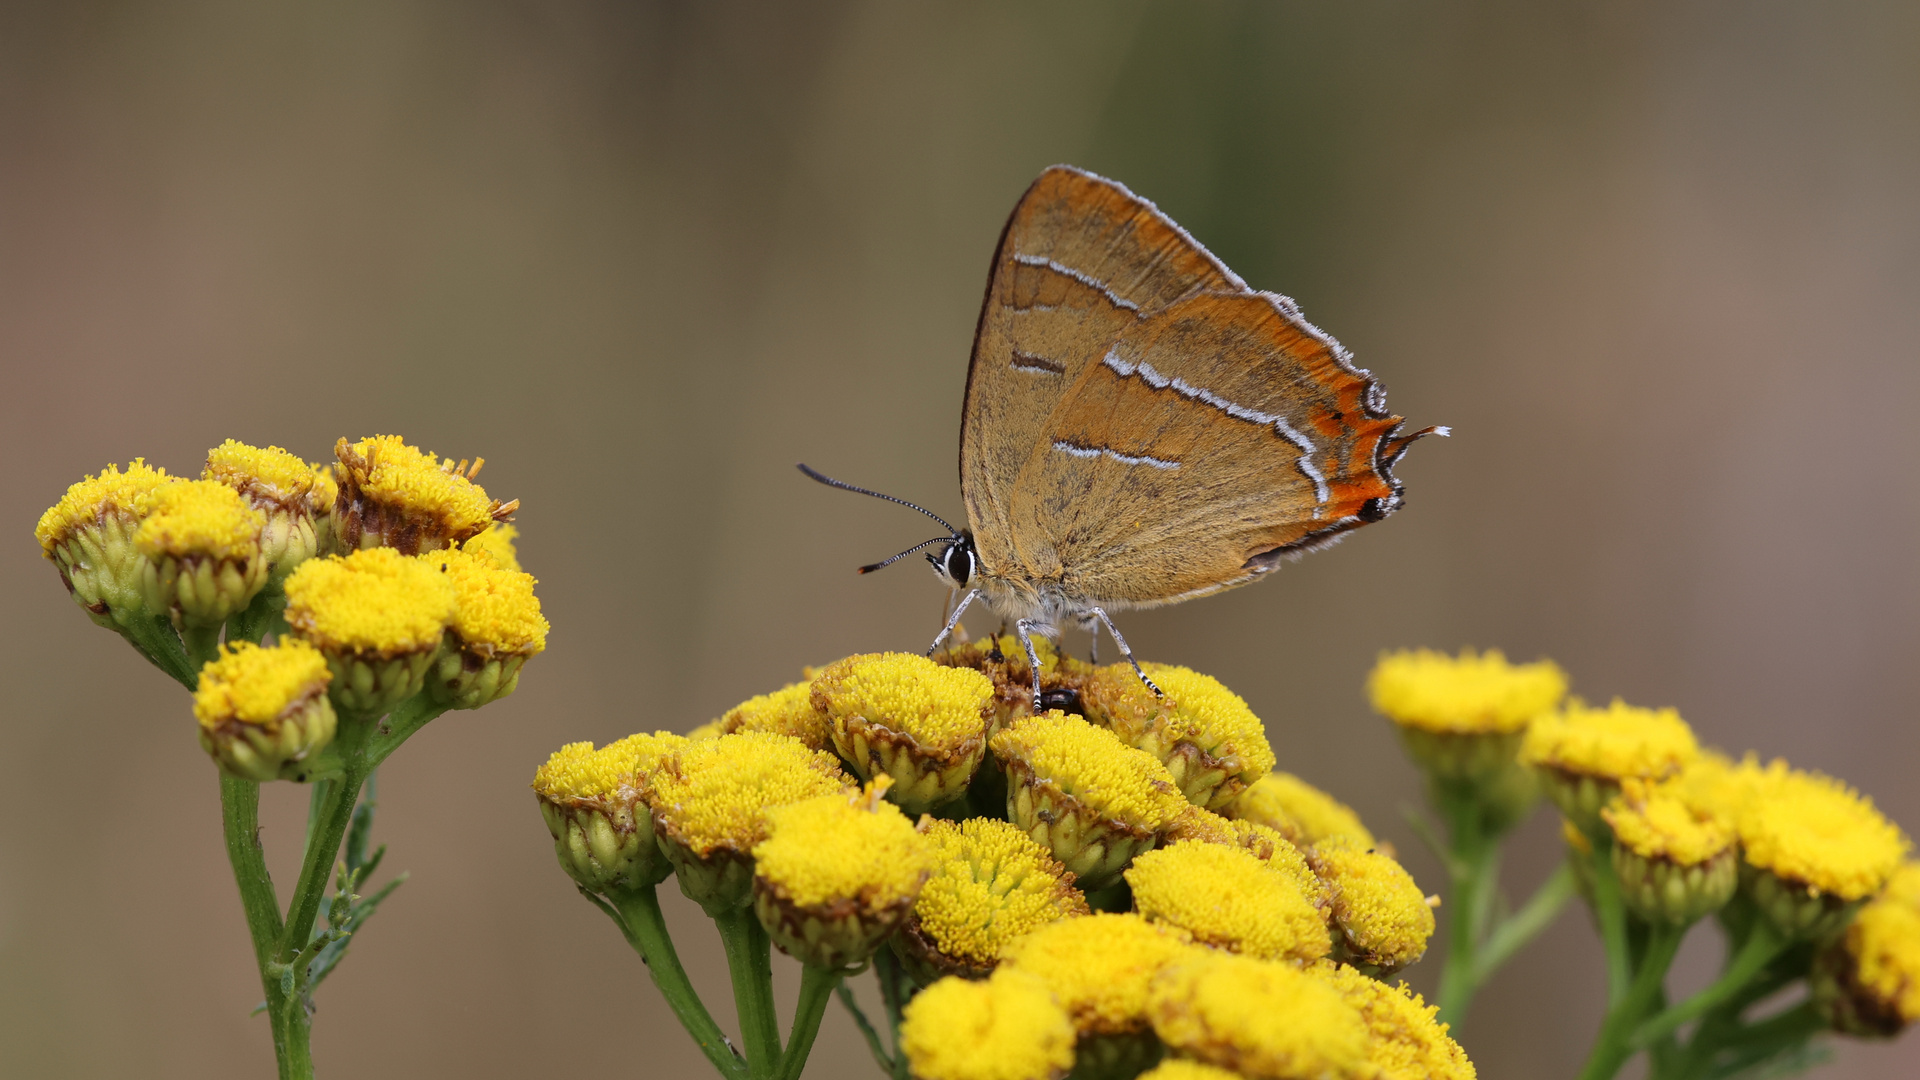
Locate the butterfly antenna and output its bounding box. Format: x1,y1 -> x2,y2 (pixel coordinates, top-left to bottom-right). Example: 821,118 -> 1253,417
858,536 -> 953,575
796,463 -> 960,535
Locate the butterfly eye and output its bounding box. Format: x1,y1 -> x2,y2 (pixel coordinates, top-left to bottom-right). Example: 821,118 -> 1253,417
944,542 -> 974,587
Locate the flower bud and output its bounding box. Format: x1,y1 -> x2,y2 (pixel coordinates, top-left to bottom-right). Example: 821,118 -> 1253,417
308,464 -> 340,556
900,970 -> 1076,1080
1602,779 -> 1737,925
1147,949 -> 1366,1080
990,712 -> 1189,892
1079,663 -> 1276,812
1736,763 -> 1908,940
1811,864 -> 1920,1037
134,479 -> 269,627
713,680 -> 832,751
331,435 -> 515,554
813,652 -> 996,814
1306,960 -> 1476,1080
1310,842 -> 1436,977
1126,840 -> 1328,963
193,640 -> 337,782
202,440 -> 323,583
1224,770 -> 1377,852
1002,913 -> 1189,1039
533,732 -> 686,894
283,548 -> 455,713
35,459 -> 177,628
1520,699 -> 1698,837
894,817 -> 1088,984
421,548 -> 548,709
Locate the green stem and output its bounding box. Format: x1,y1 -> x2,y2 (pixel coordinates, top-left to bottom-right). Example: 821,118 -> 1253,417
607,887 -> 746,1077
1700,1003 -> 1826,1080
1577,921 -> 1686,1080
277,726 -> 372,968
219,775 -> 310,1080
182,622 -> 224,669
836,983 -> 896,1077
1435,791 -> 1489,1027
120,613 -> 197,687
1589,839 -> 1633,1007
367,695 -> 448,767
875,946 -> 911,1079
777,965 -> 843,1080
1474,864 -> 1575,985
1634,921 -> 1787,1049
714,908 -> 781,1078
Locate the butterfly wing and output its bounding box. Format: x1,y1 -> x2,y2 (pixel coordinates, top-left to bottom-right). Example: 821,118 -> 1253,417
960,166 -> 1244,578
1005,289 -> 1438,609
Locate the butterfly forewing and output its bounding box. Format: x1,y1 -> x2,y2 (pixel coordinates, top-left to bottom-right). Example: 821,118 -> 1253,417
961,166 -> 1245,577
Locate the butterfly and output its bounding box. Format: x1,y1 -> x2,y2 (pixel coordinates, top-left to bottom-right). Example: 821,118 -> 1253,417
803,165 -> 1443,708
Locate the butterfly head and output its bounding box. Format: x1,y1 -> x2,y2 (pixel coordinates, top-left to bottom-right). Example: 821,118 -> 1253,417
928,531 -> 977,590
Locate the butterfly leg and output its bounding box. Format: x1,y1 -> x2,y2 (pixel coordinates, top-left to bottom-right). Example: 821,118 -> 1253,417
926,589 -> 982,656
1088,607 -> 1162,698
1076,614 -> 1100,665
1014,618 -> 1047,712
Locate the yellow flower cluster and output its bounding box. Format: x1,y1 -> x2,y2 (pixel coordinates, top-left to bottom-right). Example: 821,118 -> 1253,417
1369,647 -> 1566,735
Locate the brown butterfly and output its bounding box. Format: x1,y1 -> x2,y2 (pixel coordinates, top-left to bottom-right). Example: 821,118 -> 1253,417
804,165 -> 1443,707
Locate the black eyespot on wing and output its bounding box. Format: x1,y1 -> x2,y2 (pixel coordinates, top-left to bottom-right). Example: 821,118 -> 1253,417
1358,497 -> 1390,522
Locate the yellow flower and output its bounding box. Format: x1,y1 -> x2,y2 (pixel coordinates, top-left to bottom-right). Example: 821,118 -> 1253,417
1521,698 -> 1698,833
643,731 -> 852,914
421,548 -> 548,709
192,640 -> 336,782
752,781 -> 931,969
331,435 -> 516,554
1368,648 -> 1565,735
899,970 -> 1076,1080
1001,912 -> 1190,1035
899,817 -> 1088,981
1165,806 -> 1328,912
36,458 -> 175,557
1227,770 -> 1376,851
990,711 -> 1190,890
1738,764 -> 1908,937
1126,840 -> 1329,963
308,463 -> 339,555
203,440 -> 322,580
717,680 -> 831,751
1602,778 -> 1738,924
1308,960 -> 1476,1080
1312,843 -> 1435,975
812,652 -> 996,814
1079,662 -> 1277,811
462,522 -> 521,572
283,548 -> 456,712
38,459 -> 178,628
1135,1064 -> 1243,1080
133,479 -> 268,625
1148,949 -> 1367,1080
533,732 -> 686,893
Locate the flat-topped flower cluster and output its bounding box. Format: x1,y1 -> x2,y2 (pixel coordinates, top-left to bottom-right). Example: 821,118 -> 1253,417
536,638 -> 1457,1080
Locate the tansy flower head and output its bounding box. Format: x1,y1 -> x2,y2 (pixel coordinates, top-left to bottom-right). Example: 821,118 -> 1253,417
718,680 -> 831,751
1148,949 -> 1367,1080
898,817 -> 1089,982
1739,765 -> 1908,937
421,548 -> 548,709
752,781 -> 932,969
133,479 -> 269,625
283,548 -> 456,712
1166,806 -> 1328,912
1312,842 -> 1435,975
1001,912 -> 1190,1035
936,632 -> 1090,730
1521,698 -> 1698,834
1136,1064 -> 1242,1080
332,434 -> 516,554
1227,771 -> 1376,851
35,458 -> 175,558
990,711 -> 1190,890
533,731 -> 686,893
1126,840 -> 1329,963
643,731 -> 852,914
1603,778 -> 1738,924
1080,662 -> 1277,811
1368,648 -> 1565,735
192,640 -> 336,783
203,440 -> 322,580
1308,960 -> 1476,1080
1813,872 -> 1920,1036
308,463 -> 339,554
462,522 -> 521,571
813,652 -> 996,813
900,970 -> 1076,1080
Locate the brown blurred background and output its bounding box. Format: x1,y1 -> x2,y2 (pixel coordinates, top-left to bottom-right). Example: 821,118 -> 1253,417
3,2 -> 1917,1077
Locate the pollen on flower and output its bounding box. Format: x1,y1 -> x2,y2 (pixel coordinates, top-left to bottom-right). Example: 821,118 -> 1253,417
1227,770 -> 1376,850
1135,1063 -> 1244,1080
912,818 -> 1088,968
424,548 -> 548,655
1001,912 -> 1190,1035
1315,842 -> 1436,972
1148,949 -> 1367,1080
1126,840 -> 1329,963
534,731 -> 686,803
462,522 -> 522,572
283,547 -> 456,654
1738,766 -> 1909,901
1080,662 -> 1277,804
1308,960 -> 1476,1080
192,640 -> 331,728
719,681 -> 831,750
133,479 -> 263,561
813,652 -> 995,751
334,434 -> 512,550
990,712 -> 1189,831
899,970 -> 1075,1080
1663,750 -> 1765,828
203,440 -> 319,506
35,458 -> 176,556
1367,647 -> 1566,735
309,463 -> 338,513
1166,806 -> 1328,910
644,731 -> 851,856
753,785 -> 930,909
1520,698 -> 1698,782
1603,778 -> 1734,866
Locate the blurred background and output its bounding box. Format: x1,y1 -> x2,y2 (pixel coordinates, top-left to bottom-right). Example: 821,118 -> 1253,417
3,2 -> 1917,1077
